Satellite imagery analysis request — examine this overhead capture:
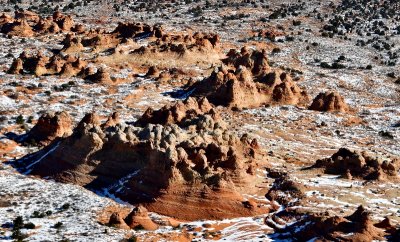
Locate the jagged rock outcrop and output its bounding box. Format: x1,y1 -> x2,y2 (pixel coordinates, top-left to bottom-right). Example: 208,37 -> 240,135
81,33 -> 118,50
309,91 -> 350,112
22,108 -> 268,220
313,148 -> 400,180
24,111 -> 73,146
190,48 -> 309,108
267,206 -> 388,241
124,31 -> 220,59
136,97 -> 216,127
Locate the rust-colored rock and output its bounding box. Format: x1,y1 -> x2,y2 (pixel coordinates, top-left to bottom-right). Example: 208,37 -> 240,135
268,205 -> 387,241
136,97 -> 216,127
8,58 -> 23,75
14,10 -> 40,23
61,34 -> 84,53
265,175 -> 305,206
1,19 -> 34,37
191,65 -> 308,108
309,91 -> 350,112
189,47 -> 309,108
9,51 -> 87,77
146,66 -> 160,78
24,108 -> 268,220
313,148 -> 400,180
52,11 -> 74,31
124,206 -> 158,230
108,212 -> 130,230
0,13 -> 13,26
102,112 -> 120,129
24,111 -> 73,146
85,67 -> 113,84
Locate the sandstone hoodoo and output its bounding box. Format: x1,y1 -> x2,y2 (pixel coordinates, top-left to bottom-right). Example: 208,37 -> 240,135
8,51 -> 88,77
113,22 -> 163,39
108,212 -> 130,230
23,111 -> 73,146
309,91 -> 350,112
0,10 -> 78,37
190,47 -> 309,109
23,106 -> 269,220
1,19 -> 34,37
124,206 -> 158,230
268,205 -> 390,241
84,67 -> 113,84
136,97 -> 217,127
313,148 -> 400,180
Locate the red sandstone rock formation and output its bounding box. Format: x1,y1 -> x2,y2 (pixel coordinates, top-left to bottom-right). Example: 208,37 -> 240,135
24,111 -> 73,146
267,205 -> 389,241
265,175 -> 305,206
136,97 -> 216,127
0,10 -> 76,36
14,10 -> 40,23
309,91 -> 350,112
1,19 -> 34,37
124,206 -> 158,230
24,108 -> 268,220
190,48 -> 309,109
84,67 -> 113,84
313,148 -> 400,180
108,212 -> 130,230
52,11 -> 74,31
8,51 -> 87,77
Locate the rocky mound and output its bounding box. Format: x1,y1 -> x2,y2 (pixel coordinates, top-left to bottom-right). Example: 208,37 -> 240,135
136,97 -> 217,127
84,67 -> 113,84
108,212 -> 130,230
113,22 -> 163,39
309,91 -> 350,112
21,107 -> 269,220
8,51 -> 87,77
313,148 -> 400,180
256,28 -> 285,42
0,10 -> 78,36
23,111 -> 73,146
268,205 -> 389,241
61,33 -> 84,53
1,19 -> 34,37
124,206 -> 158,230
189,48 -> 309,109
265,174 -> 305,206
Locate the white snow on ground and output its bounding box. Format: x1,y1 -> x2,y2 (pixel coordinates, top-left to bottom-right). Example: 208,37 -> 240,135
0,169 -> 130,242
0,95 -> 16,111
